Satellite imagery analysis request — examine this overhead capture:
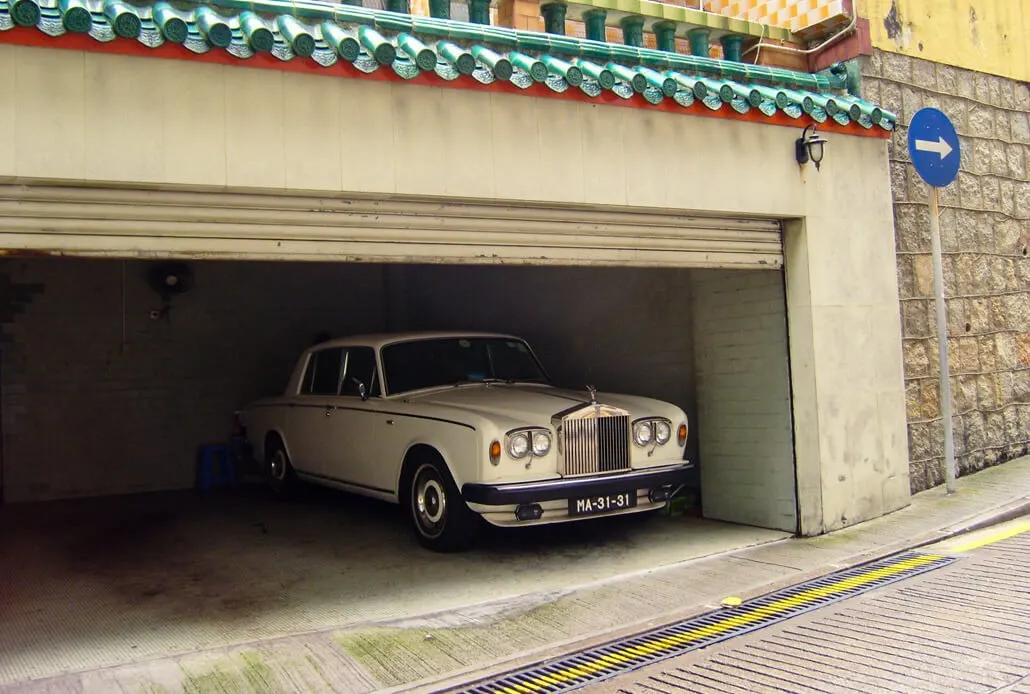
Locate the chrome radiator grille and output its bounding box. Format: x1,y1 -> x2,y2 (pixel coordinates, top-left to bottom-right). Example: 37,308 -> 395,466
560,413 -> 631,476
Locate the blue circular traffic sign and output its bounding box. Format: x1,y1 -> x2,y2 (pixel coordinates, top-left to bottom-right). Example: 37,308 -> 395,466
908,108 -> 960,188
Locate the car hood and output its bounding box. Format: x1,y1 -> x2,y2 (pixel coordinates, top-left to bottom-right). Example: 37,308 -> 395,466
401,385 -> 671,426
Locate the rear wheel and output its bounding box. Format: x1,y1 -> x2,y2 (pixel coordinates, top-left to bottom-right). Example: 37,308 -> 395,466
407,456 -> 479,552
265,436 -> 296,496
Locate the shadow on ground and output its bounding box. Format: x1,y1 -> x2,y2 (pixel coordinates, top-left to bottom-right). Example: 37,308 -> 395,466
0,484 -> 786,685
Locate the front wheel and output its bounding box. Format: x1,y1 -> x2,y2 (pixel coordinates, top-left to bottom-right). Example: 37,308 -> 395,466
408,459 -> 479,552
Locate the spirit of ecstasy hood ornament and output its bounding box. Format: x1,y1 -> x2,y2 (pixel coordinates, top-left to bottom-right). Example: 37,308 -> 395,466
586,384 -> 597,405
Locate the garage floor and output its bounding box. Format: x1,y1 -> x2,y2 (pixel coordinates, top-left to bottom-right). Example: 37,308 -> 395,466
0,485 -> 788,686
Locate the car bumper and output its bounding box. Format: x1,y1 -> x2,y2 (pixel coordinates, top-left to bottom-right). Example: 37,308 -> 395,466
461,461 -> 694,506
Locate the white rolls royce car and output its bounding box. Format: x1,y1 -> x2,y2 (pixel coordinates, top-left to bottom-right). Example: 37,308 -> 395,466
240,332 -> 693,551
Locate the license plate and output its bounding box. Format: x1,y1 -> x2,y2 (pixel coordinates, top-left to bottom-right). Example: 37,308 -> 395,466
568,491 -> 637,517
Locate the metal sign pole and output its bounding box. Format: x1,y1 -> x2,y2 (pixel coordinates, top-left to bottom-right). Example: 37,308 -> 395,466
928,186 -> 956,494
909,107 -> 961,495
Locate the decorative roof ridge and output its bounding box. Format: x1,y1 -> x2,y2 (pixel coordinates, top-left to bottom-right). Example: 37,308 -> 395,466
11,0 -> 843,89
0,0 -> 897,130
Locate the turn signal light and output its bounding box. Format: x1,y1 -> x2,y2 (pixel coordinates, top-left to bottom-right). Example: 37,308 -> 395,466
489,440 -> 502,465
678,423 -> 688,446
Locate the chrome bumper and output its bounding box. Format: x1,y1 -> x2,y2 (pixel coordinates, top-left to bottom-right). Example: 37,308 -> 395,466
461,461 -> 694,505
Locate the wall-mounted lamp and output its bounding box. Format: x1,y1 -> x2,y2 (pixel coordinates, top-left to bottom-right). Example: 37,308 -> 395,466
795,124 -> 828,171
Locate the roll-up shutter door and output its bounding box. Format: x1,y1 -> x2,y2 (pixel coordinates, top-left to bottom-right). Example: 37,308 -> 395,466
0,185 -> 782,269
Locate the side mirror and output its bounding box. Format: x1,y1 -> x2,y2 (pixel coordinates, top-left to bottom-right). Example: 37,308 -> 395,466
351,377 -> 368,401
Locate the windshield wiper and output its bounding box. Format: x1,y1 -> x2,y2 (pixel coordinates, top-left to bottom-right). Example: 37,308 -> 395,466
450,378 -> 514,387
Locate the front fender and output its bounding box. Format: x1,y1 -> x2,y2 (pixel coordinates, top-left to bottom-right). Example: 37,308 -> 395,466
394,428 -> 481,494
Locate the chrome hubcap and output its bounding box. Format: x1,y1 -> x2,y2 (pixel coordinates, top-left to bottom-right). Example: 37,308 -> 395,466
413,465 -> 447,538
270,450 -> 286,481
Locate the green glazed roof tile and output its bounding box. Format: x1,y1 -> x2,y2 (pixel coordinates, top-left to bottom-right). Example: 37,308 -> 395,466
575,57 -> 614,90
438,39 -> 474,75
547,34 -> 580,56
240,11 -> 274,52
152,3 -> 186,42
322,22 -> 359,60
104,0 -> 140,38
9,0 -> 40,25
607,61 -> 647,93
0,0 -> 895,132
194,6 -> 231,47
637,65 -> 675,97
374,10 -> 412,32
334,4 -> 376,25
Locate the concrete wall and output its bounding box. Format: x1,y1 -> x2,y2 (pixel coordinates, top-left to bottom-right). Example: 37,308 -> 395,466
0,259 -> 388,502
863,50 -> 1030,492
692,270 -> 796,532
862,0 -> 1030,82
0,44 -> 910,533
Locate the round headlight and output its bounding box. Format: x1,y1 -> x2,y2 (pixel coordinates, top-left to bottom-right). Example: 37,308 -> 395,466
531,430 -> 551,456
655,420 -> 671,445
508,432 -> 530,459
633,421 -> 653,446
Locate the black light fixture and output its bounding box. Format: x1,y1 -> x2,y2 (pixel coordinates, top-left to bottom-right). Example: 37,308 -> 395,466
795,124 -> 828,171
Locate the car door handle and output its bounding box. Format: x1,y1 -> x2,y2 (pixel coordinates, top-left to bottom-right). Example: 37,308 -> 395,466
324,405 -> 335,417
386,419 -> 395,425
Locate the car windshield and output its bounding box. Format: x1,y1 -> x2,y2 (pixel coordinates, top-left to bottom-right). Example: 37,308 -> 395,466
381,337 -> 549,395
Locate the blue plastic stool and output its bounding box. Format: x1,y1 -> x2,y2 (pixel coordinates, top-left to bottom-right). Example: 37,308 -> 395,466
196,443 -> 236,491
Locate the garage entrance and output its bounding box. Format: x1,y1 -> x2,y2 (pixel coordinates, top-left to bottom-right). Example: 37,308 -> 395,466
0,190 -> 797,685
0,183 -> 797,536
0,260 -> 795,684
0,182 -> 797,528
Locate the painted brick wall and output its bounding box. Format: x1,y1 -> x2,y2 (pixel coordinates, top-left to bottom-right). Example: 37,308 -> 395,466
691,269 -> 796,532
0,258 -> 389,502
863,50 -> 1030,491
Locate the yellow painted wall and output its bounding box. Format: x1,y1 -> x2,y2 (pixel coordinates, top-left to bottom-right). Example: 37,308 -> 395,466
861,0 -> 1030,81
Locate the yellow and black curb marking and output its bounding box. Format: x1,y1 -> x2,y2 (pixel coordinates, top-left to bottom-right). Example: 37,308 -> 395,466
456,551 -> 956,694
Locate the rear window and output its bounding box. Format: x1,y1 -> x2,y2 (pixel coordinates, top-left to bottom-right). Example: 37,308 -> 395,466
301,348 -> 343,395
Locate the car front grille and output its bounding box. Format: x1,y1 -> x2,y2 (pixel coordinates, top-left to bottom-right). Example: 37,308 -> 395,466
560,413 -> 631,476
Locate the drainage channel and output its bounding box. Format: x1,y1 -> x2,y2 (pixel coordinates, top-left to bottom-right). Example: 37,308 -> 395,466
452,551 -> 957,694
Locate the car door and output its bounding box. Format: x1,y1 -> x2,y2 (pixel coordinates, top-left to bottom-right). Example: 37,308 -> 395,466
288,346 -> 345,477
320,346 -> 390,494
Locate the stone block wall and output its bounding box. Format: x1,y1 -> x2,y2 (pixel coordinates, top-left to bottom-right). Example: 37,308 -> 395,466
862,49 -> 1030,492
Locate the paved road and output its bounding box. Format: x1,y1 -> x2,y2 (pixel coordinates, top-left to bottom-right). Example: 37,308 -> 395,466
589,517 -> 1030,694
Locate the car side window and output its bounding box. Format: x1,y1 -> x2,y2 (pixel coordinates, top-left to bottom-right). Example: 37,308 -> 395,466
340,347 -> 381,398
301,348 -> 344,396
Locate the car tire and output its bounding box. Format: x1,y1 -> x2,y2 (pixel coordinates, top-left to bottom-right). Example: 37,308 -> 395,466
407,456 -> 479,552
265,436 -> 297,497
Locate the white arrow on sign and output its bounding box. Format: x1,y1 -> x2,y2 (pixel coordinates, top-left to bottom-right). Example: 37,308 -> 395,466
915,136 -> 954,160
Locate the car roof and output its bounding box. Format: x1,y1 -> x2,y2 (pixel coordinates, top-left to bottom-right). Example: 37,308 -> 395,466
307,331 -> 524,351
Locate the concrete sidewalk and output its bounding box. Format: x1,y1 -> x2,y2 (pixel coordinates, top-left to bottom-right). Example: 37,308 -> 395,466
398,457 -> 1030,694
584,518 -> 1030,694
7,457 -> 1030,694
